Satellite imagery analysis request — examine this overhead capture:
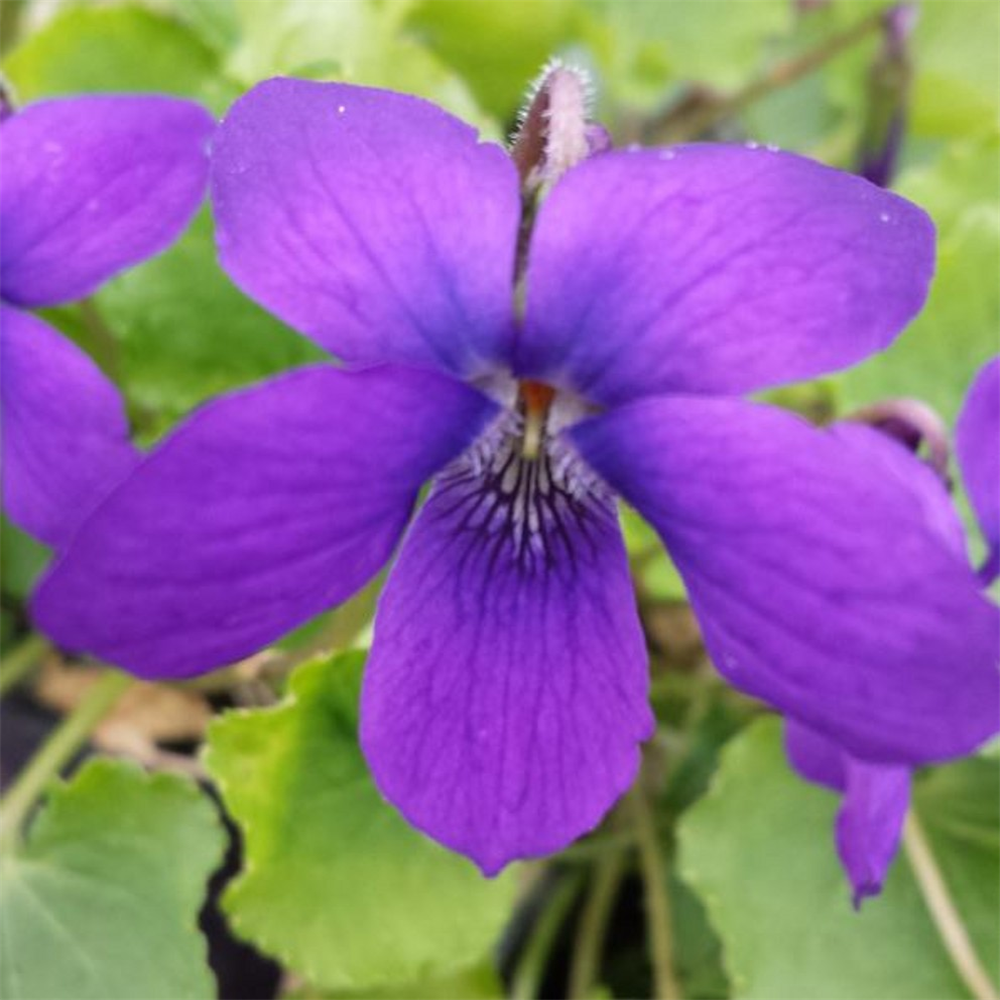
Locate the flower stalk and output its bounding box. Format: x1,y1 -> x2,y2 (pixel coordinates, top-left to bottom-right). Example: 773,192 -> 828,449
629,780 -> 682,1000
903,811 -> 1000,1000
511,870 -> 585,1000
0,668 -> 131,854
0,633 -> 50,697
568,846 -> 629,999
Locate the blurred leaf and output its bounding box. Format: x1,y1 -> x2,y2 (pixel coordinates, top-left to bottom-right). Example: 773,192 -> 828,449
909,1 -> 999,140
678,718 -> 999,999
223,0 -> 493,133
621,507 -> 688,602
205,651 -> 517,992
406,0 -> 576,118
0,516 -> 49,601
0,758 -> 224,999
289,961 -> 505,999
838,133 -> 1000,425
584,0 -> 792,113
171,0 -> 241,54
95,207 -> 324,438
2,4 -> 236,113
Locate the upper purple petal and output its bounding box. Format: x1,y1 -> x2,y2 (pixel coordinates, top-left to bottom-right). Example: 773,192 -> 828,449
956,357 -> 1000,575
32,365 -> 496,678
1,306 -> 139,547
361,429 -> 653,873
211,78 -> 520,377
0,96 -> 213,307
520,145 -> 935,404
785,718 -> 909,906
572,395 -> 999,763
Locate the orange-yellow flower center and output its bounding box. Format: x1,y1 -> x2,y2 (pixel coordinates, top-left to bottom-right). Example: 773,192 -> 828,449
518,380 -> 556,459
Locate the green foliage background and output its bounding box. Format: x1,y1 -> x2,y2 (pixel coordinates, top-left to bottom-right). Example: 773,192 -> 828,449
1,1 -> 997,999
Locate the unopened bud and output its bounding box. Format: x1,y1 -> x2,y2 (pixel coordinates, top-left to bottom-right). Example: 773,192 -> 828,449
847,397 -> 951,485
511,60 -> 602,193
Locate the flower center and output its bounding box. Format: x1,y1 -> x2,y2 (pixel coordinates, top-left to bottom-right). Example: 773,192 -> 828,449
518,379 -> 557,460
439,398 -> 611,577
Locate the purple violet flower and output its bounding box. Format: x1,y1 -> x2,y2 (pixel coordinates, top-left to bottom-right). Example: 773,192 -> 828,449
33,80 -> 1000,873
785,356 -> 1000,905
1,95 -> 214,546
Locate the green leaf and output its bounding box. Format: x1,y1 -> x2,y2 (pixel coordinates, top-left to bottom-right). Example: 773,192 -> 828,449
839,133 -> 1000,426
910,1 -> 1000,140
405,0 -> 576,118
284,961 -> 505,999
95,207 -> 324,438
622,506 -> 688,602
223,0 -> 493,133
0,517 -> 49,602
671,872 -> 731,1000
205,651 -> 516,992
171,0 -> 241,54
2,4 -> 236,114
677,718 -> 999,999
0,758 -> 225,1000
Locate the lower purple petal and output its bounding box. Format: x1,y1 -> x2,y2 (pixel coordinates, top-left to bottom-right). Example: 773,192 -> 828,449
1,306 -> 139,547
33,365 -> 495,678
361,422 -> 653,873
786,719 -> 910,905
837,756 -> 911,907
572,395 -> 1000,764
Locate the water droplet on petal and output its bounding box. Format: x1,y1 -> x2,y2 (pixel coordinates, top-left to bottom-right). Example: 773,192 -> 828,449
745,140 -> 760,150
879,211 -> 891,222
337,105 -> 346,115
658,149 -> 676,160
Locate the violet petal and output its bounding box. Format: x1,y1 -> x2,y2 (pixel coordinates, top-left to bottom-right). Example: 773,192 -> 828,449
520,145 -> 934,404
1,96 -> 213,306
211,78 -> 520,376
571,395 -> 999,763
33,365 -> 496,678
361,437 -> 653,873
1,305 -> 139,547
956,357 -> 999,578
786,718 -> 909,905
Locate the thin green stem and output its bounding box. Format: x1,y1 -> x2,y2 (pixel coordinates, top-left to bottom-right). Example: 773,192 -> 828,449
0,634 -> 51,697
647,7 -> 885,144
512,870 -> 584,1000
0,669 -> 132,854
77,298 -> 121,382
629,783 -> 682,1000
903,811 -> 1000,1000
568,849 -> 629,1000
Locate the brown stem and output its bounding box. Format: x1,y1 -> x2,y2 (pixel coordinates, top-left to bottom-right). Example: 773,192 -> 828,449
647,8 -> 886,144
